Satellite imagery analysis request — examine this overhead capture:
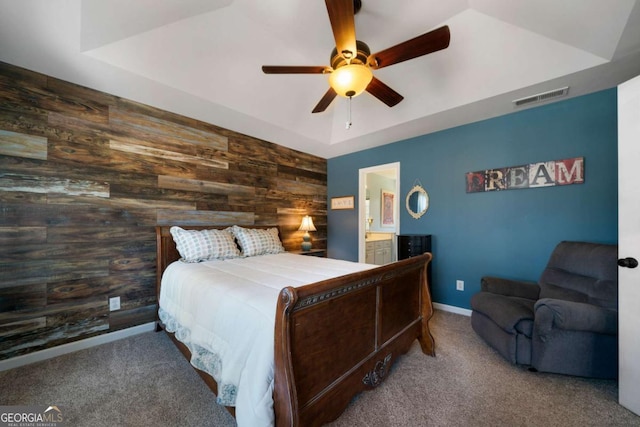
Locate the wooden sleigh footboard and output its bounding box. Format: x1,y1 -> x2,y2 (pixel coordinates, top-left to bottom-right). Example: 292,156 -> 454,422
273,252 -> 434,427
155,225 -> 434,426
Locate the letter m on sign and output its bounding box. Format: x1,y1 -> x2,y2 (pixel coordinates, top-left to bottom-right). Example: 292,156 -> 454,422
555,157 -> 584,185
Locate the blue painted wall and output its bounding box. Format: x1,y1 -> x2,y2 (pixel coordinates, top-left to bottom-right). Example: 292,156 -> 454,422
327,89 -> 618,310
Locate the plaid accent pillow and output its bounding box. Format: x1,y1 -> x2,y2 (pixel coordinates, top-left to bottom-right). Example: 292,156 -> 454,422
170,226 -> 241,262
231,226 -> 285,257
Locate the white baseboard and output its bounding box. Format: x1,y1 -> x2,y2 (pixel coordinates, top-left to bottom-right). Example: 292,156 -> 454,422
0,322 -> 156,372
434,302 -> 472,317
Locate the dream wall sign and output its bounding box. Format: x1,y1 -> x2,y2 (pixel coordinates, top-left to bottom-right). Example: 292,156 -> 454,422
466,157 -> 584,193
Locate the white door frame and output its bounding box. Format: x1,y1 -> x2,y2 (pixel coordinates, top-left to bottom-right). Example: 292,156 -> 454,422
358,162 -> 400,263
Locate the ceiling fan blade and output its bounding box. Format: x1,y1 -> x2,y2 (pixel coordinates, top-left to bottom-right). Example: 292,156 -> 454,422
366,77 -> 403,107
368,25 -> 450,70
262,66 -> 329,74
312,88 -> 338,113
325,0 -> 357,60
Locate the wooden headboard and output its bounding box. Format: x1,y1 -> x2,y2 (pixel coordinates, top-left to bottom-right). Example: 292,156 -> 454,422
155,225 -> 281,297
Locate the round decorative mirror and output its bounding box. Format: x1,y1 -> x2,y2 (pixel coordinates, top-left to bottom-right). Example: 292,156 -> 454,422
406,184 -> 429,219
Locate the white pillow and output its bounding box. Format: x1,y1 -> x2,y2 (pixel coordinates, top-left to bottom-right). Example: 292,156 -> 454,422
231,226 -> 285,257
170,226 -> 241,262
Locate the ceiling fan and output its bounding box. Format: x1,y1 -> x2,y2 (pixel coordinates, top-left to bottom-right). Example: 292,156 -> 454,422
262,0 -> 450,114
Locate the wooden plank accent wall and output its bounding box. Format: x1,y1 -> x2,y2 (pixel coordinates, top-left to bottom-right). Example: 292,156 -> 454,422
0,61 -> 327,360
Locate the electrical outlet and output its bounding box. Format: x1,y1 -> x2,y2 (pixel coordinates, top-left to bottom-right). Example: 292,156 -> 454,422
109,296 -> 121,311
456,280 -> 464,291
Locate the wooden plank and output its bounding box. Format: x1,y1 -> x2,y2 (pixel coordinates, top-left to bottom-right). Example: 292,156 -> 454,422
0,298 -> 107,325
0,82 -> 50,124
48,137 -> 112,167
0,61 -> 48,87
0,226 -> 47,245
109,239 -> 156,272
253,213 -> 280,226
0,204 -> 47,227
45,226 -> 155,243
110,139 -> 228,170
278,164 -> 327,185
98,169 -> 159,188
109,305 -> 157,330
0,259 -> 110,288
47,77 -> 117,109
48,271 -> 155,304
0,75 -> 107,125
0,242 -> 141,263
196,194 -> 254,211
0,300 -> 110,358
273,195 -> 327,211
110,148 -> 200,179
44,77 -> 110,124
0,315 -> 109,358
48,110 -> 111,131
157,209 -> 255,226
47,194 -> 196,211
197,165 -> 275,188
107,271 -> 156,301
110,182 -> 226,205
47,112 -> 113,150
0,189 -> 47,204
0,203 -> 157,227
109,106 -> 228,152
115,97 -> 232,138
228,135 -> 272,160
270,178 -> 327,198
0,173 -> 109,197
232,157 -> 278,175
0,130 -> 47,160
0,155 -> 107,184
47,278 -> 113,305
158,175 -> 255,196
0,317 -> 46,339
0,283 -> 46,311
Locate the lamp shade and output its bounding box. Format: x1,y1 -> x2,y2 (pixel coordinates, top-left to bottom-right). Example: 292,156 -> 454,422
328,64 -> 373,98
298,215 -> 317,232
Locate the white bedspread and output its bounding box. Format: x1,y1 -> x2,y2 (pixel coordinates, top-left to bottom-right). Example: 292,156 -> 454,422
158,253 -> 375,427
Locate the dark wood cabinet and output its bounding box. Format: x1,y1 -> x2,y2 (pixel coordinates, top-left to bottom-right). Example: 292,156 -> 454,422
398,234 -> 432,289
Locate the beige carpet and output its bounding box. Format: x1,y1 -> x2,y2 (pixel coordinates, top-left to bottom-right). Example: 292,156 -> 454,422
1,310 -> 637,426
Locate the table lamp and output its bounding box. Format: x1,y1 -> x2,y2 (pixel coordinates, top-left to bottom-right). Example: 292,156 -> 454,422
298,215 -> 316,251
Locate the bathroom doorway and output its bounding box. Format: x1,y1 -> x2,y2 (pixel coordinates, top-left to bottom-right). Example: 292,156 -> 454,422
358,162 -> 400,264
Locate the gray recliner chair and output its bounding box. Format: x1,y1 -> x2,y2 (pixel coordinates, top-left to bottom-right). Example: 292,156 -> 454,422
470,241 -> 618,379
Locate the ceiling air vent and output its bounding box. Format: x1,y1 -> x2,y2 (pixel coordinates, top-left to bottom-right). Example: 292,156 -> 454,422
513,86 -> 569,107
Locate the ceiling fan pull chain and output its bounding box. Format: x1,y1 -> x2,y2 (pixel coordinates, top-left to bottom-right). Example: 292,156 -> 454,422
346,96 -> 353,129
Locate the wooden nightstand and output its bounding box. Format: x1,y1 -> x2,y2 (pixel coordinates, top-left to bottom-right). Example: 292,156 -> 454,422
291,249 -> 326,257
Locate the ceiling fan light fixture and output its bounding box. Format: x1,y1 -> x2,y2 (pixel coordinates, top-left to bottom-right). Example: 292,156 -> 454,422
261,1 -> 450,113
329,64 -> 373,98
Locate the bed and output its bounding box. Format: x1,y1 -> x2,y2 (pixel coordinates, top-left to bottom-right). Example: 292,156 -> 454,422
155,225 -> 435,427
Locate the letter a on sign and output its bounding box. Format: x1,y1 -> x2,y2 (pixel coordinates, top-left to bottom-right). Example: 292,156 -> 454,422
529,161 -> 555,187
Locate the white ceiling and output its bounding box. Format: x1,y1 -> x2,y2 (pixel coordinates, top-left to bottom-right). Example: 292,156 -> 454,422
1,0 -> 640,159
